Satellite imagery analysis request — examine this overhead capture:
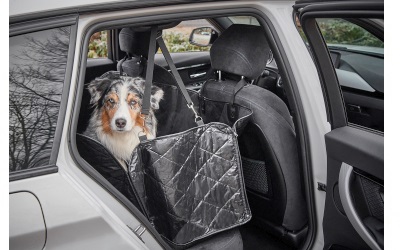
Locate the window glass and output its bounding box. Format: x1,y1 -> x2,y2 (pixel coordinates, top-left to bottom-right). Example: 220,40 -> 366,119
9,27 -> 70,172
317,18 -> 383,54
162,19 -> 215,53
229,16 -> 260,26
88,30 -> 108,58
295,17 -> 384,132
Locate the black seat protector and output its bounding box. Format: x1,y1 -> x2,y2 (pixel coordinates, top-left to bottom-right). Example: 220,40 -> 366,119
129,121 -> 252,246
76,133 -> 142,211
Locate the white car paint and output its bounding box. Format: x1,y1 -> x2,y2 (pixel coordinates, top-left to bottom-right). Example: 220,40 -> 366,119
10,1 -> 331,249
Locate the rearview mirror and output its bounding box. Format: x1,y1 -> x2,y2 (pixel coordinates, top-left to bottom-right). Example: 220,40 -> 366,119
189,27 -> 219,47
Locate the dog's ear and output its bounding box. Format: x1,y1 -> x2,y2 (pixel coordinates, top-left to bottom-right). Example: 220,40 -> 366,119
87,78 -> 112,105
150,86 -> 164,110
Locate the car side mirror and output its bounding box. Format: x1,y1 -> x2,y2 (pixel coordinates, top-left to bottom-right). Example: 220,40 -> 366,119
189,27 -> 219,47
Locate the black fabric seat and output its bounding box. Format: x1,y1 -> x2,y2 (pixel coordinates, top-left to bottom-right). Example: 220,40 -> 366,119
201,24 -> 308,247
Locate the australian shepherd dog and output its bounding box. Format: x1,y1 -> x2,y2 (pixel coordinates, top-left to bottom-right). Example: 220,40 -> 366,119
84,72 -> 163,170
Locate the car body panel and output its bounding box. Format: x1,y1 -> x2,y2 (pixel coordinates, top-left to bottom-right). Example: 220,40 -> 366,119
9,173 -> 151,250
10,192 -> 46,250
11,1 -> 337,249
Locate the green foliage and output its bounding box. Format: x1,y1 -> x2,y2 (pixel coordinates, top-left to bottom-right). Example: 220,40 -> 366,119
88,31 -> 108,58
317,19 -> 383,48
162,31 -> 210,53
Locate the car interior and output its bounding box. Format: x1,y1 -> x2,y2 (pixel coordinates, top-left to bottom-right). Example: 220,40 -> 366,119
76,15 -> 308,250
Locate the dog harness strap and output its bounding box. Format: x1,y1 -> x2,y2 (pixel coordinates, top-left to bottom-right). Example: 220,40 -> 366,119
141,26 -> 158,116
157,37 -> 204,126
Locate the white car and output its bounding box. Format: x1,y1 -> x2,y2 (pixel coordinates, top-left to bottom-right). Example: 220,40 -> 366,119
9,1 -> 384,250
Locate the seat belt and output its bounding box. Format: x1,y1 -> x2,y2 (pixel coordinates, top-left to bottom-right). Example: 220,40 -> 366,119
156,36 -> 204,126
141,26 -> 204,131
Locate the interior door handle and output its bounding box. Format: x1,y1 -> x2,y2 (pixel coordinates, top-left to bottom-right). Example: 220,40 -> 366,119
339,163 -> 382,250
190,72 -> 206,79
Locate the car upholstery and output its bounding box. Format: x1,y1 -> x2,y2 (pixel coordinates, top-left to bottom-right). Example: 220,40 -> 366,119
201,24 -> 308,246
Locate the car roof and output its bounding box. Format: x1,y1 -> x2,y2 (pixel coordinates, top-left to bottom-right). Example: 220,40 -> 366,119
10,0 -> 216,23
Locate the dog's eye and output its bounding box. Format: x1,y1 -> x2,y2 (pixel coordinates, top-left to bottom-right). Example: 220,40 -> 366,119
129,100 -> 137,108
108,98 -> 115,104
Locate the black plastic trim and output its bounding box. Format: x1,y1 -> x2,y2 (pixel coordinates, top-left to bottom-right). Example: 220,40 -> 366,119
325,126 -> 383,180
300,17 -> 347,128
9,165 -> 58,182
294,1 -> 383,12
9,14 -> 78,36
67,6 -> 315,250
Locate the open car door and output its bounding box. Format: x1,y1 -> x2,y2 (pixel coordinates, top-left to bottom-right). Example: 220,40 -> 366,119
295,1 -> 384,249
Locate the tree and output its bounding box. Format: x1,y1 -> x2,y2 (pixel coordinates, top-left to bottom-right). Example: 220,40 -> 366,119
9,27 -> 70,171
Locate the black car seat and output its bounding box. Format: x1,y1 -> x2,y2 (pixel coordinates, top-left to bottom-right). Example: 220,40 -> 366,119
201,24 -> 308,247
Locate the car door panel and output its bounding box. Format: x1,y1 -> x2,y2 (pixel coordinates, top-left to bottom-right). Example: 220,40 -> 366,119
10,192 -> 46,250
155,51 -> 213,89
343,90 -> 384,132
323,127 -> 383,250
296,1 -> 384,249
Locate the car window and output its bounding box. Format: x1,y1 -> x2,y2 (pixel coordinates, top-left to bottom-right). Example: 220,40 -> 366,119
296,18 -> 384,132
9,27 -> 70,172
88,30 -> 109,58
228,16 -> 260,26
162,19 -> 215,53
317,18 -> 383,53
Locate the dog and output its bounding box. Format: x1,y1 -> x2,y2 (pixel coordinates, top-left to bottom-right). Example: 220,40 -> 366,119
84,72 -> 164,170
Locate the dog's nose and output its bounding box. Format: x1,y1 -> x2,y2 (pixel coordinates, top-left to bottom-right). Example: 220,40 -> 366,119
115,118 -> 127,129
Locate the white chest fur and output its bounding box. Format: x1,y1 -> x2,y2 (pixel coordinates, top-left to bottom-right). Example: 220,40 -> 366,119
95,126 -> 147,169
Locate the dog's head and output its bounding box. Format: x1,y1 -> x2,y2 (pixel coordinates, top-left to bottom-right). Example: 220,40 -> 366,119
88,75 -> 163,134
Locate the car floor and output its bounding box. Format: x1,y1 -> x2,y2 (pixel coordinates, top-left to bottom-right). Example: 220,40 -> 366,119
239,222 -> 295,250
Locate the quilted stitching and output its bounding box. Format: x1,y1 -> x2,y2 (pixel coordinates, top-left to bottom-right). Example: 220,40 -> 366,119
129,123 -> 251,245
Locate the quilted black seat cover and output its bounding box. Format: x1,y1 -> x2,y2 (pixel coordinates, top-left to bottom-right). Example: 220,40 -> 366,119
76,133 -> 142,211
129,122 -> 251,246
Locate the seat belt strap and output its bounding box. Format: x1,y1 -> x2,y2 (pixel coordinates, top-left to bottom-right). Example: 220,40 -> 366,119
156,36 -> 204,126
141,26 -> 158,116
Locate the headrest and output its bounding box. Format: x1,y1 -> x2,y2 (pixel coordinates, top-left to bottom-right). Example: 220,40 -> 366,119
119,28 -> 160,58
210,24 -> 270,80
119,22 -> 180,58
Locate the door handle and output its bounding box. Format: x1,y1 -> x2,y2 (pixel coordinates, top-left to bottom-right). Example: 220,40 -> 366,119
339,163 -> 382,250
190,72 -> 206,79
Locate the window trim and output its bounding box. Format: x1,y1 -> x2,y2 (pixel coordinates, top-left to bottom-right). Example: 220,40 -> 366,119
9,15 -> 78,181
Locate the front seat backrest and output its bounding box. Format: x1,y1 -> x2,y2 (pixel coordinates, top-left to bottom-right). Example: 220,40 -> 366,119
201,24 -> 307,247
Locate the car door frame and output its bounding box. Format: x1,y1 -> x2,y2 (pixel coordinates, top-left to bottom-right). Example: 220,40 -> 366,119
295,1 -> 384,249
